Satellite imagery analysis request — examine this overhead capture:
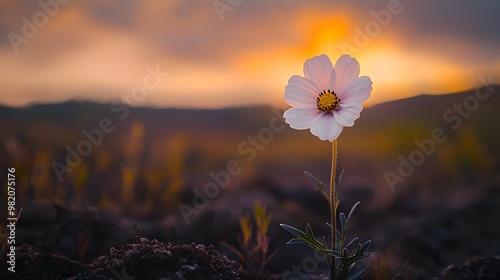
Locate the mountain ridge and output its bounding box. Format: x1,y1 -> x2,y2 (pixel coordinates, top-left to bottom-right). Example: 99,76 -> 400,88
0,85 -> 500,126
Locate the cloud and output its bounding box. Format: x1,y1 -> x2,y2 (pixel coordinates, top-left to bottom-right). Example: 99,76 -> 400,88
0,1 -> 499,108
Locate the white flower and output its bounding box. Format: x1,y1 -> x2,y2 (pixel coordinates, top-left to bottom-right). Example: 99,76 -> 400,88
284,54 -> 372,141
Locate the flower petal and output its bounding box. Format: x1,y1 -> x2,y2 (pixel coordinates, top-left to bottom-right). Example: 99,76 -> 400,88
310,113 -> 343,141
284,75 -> 320,109
333,55 -> 360,93
337,76 -> 372,103
334,103 -> 363,127
328,68 -> 337,93
303,54 -> 333,91
284,108 -> 319,130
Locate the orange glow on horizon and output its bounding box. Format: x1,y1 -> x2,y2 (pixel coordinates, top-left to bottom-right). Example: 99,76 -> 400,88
0,3 -> 498,109
300,12 -> 352,58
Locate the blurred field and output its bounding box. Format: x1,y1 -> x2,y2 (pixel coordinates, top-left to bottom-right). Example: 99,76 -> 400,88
1,86 -> 499,275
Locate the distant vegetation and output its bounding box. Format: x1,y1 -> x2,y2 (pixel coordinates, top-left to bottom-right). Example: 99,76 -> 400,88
0,86 -> 499,216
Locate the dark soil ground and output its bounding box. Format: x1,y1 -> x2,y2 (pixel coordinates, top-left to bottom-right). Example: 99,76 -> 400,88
7,238 -> 247,280
3,235 -> 500,279
2,181 -> 500,279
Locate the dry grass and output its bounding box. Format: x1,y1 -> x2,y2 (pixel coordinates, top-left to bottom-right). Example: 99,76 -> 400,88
370,236 -> 408,280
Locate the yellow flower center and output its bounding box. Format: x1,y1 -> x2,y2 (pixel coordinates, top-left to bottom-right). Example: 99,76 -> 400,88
316,90 -> 340,112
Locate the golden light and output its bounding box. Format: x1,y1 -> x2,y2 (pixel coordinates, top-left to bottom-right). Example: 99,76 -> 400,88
298,11 -> 353,58
0,2 -> 498,109
359,47 -> 479,106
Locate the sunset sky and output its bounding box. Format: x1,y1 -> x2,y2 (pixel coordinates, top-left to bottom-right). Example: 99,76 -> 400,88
0,0 -> 499,109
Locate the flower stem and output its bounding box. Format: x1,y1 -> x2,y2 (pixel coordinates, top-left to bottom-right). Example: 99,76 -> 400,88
330,139 -> 338,279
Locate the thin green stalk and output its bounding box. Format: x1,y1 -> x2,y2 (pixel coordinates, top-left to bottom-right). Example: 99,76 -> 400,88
330,139 -> 338,279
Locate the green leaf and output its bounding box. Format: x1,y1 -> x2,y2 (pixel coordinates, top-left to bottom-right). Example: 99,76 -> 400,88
348,262 -> 357,272
305,171 -> 331,203
335,233 -> 342,251
347,201 -> 361,222
286,238 -> 306,245
359,240 -> 372,254
304,171 -> 325,189
280,224 -> 307,239
352,243 -> 362,257
334,169 -> 344,203
306,223 -> 314,238
338,169 -> 344,186
340,212 -> 347,231
345,237 -> 359,248
362,252 -> 374,258
281,224 -> 325,253
325,249 -> 342,258
343,247 -> 349,257
336,230 -> 342,244
344,256 -> 358,269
